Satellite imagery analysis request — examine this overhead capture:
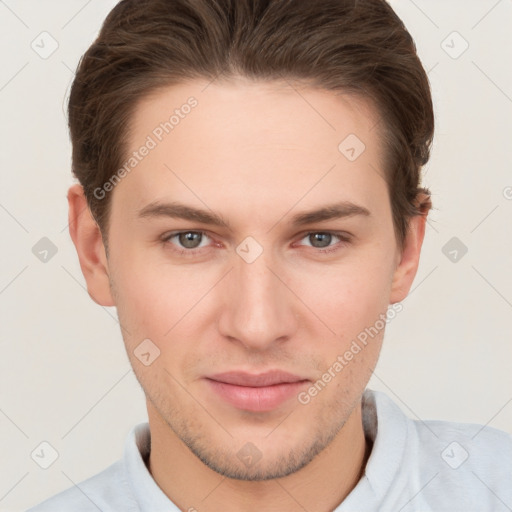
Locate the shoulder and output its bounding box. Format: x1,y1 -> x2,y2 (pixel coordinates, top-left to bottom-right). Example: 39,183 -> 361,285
26,459 -> 137,512
413,416 -> 512,469
409,415 -> 512,508
364,389 -> 512,510
367,389 -> 512,473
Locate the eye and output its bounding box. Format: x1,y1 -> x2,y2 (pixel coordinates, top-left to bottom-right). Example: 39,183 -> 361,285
297,231 -> 351,253
162,230 -> 212,252
160,230 -> 351,257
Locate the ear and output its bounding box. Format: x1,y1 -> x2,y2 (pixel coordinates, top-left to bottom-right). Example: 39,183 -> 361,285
389,211 -> 427,304
67,184 -> 115,307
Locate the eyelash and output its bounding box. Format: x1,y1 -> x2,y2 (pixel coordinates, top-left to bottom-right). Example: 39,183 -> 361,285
160,230 -> 352,257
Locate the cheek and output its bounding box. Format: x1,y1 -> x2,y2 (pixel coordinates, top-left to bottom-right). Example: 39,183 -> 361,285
110,232 -> 396,362
112,264 -> 203,383
111,250 -> 218,336
290,253 -> 395,341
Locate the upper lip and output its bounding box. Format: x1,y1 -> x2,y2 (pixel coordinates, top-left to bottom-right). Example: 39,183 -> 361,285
206,370 -> 309,387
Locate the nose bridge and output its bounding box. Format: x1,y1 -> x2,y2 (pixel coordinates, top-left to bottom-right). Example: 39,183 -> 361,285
237,252 -> 277,308
218,244 -> 297,350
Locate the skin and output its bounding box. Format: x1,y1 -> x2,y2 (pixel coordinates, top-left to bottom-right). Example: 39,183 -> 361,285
68,76 -> 427,511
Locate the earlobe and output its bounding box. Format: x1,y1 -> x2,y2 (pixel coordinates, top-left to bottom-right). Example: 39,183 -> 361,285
67,184 -> 115,307
389,213 -> 427,304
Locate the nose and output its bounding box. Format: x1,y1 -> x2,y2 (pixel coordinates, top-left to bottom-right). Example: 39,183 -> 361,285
217,248 -> 299,351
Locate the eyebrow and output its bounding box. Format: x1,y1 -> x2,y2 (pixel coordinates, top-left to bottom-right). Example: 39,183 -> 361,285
289,201 -> 370,225
137,201 -> 231,228
136,200 -> 371,229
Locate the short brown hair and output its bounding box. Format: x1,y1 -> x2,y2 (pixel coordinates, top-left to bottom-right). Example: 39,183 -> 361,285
68,0 -> 434,251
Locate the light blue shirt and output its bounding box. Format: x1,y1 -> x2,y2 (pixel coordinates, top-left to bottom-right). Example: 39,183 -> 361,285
27,389 -> 512,511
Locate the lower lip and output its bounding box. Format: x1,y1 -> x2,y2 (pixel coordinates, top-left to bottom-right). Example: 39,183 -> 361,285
205,379 -> 309,412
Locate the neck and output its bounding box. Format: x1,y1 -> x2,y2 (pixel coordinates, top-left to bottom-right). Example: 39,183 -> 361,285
147,400 -> 370,512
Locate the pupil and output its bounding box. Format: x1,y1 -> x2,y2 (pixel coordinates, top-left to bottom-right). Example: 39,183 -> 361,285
179,232 -> 201,249
311,233 -> 331,248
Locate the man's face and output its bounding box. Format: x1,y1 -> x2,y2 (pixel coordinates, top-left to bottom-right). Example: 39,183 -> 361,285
103,77 -> 407,479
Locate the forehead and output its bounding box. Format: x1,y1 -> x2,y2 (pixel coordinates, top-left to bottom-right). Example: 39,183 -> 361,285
129,77 -> 380,155
114,78 -> 387,223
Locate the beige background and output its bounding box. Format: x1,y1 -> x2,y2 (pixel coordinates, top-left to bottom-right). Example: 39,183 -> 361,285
0,0 -> 511,510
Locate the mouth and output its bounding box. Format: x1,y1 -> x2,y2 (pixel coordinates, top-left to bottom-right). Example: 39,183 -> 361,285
204,370 -> 310,412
